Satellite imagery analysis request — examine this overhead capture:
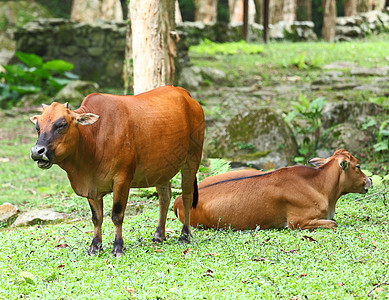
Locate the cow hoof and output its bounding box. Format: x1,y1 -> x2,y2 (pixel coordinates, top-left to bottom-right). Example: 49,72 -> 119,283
152,236 -> 166,243
178,234 -> 190,243
87,244 -> 102,256
110,249 -> 124,258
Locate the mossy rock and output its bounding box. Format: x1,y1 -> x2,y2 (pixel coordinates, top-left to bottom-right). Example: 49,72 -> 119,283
205,108 -> 298,170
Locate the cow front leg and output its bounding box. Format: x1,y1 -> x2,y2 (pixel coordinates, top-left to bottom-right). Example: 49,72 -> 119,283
87,198 -> 104,255
288,218 -> 337,230
111,179 -> 130,257
153,183 -> 172,243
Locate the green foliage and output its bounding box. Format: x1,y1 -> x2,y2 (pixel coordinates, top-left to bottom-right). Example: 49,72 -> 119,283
362,118 -> 389,155
190,39 -> 264,56
0,52 -> 78,108
284,94 -> 327,162
286,52 -> 323,70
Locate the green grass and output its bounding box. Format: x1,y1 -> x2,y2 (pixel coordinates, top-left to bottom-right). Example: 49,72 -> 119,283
1,36 -> 389,298
1,192 -> 389,299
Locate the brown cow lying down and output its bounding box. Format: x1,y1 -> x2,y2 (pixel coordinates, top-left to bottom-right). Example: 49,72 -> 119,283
173,149 -> 372,230
30,86 -> 204,256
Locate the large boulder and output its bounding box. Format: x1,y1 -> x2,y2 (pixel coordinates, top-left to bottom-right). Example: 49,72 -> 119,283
0,203 -> 19,227
321,101 -> 386,128
55,80 -> 99,105
12,208 -> 65,227
205,108 -> 298,170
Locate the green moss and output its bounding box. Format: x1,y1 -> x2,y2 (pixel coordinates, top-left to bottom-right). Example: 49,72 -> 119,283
234,150 -> 272,162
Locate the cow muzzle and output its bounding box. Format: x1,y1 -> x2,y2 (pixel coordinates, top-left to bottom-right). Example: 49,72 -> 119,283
362,177 -> 373,194
30,145 -> 53,169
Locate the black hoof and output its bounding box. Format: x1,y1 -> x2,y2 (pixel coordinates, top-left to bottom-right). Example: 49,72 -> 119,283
178,233 -> 191,243
111,237 -> 124,257
87,238 -> 102,256
152,226 -> 166,243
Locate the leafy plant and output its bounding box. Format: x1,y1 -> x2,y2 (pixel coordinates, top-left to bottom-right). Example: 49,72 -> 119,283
373,121 -> 389,153
0,51 -> 78,108
284,94 -> 326,162
285,52 -> 323,70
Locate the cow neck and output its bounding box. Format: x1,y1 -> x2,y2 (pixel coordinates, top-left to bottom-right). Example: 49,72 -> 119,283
58,123 -> 98,196
314,159 -> 344,209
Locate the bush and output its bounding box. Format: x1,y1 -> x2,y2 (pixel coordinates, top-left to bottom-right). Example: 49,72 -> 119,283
0,52 -> 78,108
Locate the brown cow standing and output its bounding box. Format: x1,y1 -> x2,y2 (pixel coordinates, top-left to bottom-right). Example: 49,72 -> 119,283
174,149 -> 372,230
30,86 -> 205,256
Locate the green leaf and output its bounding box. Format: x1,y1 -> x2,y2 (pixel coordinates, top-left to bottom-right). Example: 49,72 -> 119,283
373,142 -> 388,152
299,93 -> 310,109
48,77 -> 70,89
208,158 -> 232,176
16,51 -> 43,67
43,60 -> 74,73
371,175 -> 383,186
20,271 -> 36,285
309,97 -> 326,112
3,64 -> 26,77
362,169 -> 373,177
64,72 -> 79,80
31,68 -> 51,79
9,85 -> 41,94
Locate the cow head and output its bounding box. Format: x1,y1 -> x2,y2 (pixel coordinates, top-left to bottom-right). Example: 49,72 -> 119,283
308,149 -> 372,194
30,102 -> 99,169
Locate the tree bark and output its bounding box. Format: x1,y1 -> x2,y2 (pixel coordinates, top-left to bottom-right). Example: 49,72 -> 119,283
229,0 -> 256,23
297,0 -> 312,20
270,0 -> 284,24
322,0 -> 337,42
194,0 -> 218,24
71,0 -> 123,23
357,0 -> 371,12
175,0 -> 183,23
343,0 -> 357,16
130,0 -> 176,94
123,4 -> 132,95
283,0 -> 297,28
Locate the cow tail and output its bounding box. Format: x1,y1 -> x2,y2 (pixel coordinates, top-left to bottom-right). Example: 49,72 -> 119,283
192,176 -> 198,209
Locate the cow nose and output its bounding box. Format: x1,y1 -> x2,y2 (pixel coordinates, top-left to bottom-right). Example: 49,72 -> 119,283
30,145 -> 48,161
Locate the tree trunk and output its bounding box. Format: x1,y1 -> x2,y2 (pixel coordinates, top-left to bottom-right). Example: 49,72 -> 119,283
357,0 -> 371,12
343,0 -> 357,16
297,0 -> 312,20
322,0 -> 337,42
175,0 -> 183,23
253,0 -> 263,23
229,0 -> 256,23
194,0 -> 218,24
130,0 -> 176,94
70,0 -> 123,23
283,0 -> 297,28
371,0 -> 386,10
270,0 -> 284,24
123,4 -> 132,95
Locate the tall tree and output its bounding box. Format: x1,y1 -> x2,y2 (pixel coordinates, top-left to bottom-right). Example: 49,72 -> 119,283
343,0 -> 357,16
357,0 -> 370,12
322,0 -> 336,42
282,0 -> 297,27
229,0 -> 256,23
194,0 -> 218,23
297,0 -> 312,20
71,0 -> 123,23
130,0 -> 176,94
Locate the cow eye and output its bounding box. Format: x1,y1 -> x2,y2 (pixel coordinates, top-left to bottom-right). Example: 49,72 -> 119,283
57,122 -> 68,130
35,124 -> 40,135
356,165 -> 361,170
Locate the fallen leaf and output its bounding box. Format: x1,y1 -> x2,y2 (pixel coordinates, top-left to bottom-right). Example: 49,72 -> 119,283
375,287 -> 384,292
251,257 -> 265,262
20,271 -> 36,285
182,248 -> 191,256
134,269 -> 142,274
337,283 -> 345,287
301,273 -> 307,277
281,249 -> 299,253
57,264 -> 66,270
153,248 -> 163,253
125,288 -> 135,293
55,244 -> 69,249
372,241 -> 377,246
302,235 -> 316,242
165,228 -> 174,234
205,252 -> 219,257
202,269 -> 214,278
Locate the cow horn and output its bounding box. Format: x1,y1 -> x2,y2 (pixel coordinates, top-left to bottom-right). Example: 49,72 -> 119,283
42,104 -> 47,109
64,102 -> 69,108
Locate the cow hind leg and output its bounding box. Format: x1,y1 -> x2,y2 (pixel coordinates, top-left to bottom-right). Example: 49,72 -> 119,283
153,183 -> 172,243
87,198 -> 104,255
111,179 -> 130,257
179,159 -> 200,243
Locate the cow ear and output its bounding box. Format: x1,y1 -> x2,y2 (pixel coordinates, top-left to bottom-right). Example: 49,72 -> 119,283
75,113 -> 100,125
308,157 -> 327,167
339,160 -> 349,170
30,115 -> 39,124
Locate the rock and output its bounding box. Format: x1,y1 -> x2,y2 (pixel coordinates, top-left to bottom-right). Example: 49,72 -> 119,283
55,80 -> 99,104
205,108 -> 298,170
200,67 -> 227,84
328,123 -> 372,156
321,101 -> 385,128
12,208 -> 65,227
286,21 -> 317,41
350,67 -> 388,76
269,21 -> 285,39
0,203 -> 20,227
179,66 -> 203,89
322,61 -> 358,70
19,93 -> 51,107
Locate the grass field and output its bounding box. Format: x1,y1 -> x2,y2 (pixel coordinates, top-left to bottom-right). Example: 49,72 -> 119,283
1,36 -> 389,299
